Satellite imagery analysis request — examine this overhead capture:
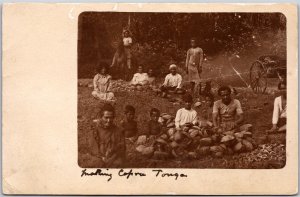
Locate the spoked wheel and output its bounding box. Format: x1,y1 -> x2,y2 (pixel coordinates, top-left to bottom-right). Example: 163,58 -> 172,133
249,61 -> 267,94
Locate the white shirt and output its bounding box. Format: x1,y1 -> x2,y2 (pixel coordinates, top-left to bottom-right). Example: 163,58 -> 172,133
175,108 -> 198,128
131,73 -> 149,85
163,73 -> 182,88
123,37 -> 132,46
272,96 -> 287,124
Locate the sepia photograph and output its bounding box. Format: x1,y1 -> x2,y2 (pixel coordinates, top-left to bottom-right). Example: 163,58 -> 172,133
78,12 -> 287,169
2,3 -> 297,194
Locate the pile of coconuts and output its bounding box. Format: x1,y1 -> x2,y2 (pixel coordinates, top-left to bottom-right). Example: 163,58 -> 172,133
135,112 -> 257,160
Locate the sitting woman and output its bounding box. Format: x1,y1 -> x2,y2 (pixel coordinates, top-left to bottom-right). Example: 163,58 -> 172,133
130,65 -> 149,87
267,80 -> 287,133
92,64 -> 115,101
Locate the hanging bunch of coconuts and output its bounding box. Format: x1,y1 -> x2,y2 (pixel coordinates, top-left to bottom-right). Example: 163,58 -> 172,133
135,112 -> 257,160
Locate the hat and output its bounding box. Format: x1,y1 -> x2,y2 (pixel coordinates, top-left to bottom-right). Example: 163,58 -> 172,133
169,64 -> 177,70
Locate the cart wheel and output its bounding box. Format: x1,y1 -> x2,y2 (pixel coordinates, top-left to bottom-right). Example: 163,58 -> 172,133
249,61 -> 267,94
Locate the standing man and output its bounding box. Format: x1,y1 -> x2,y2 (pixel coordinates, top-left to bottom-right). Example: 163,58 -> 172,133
88,104 -> 126,167
185,37 -> 204,93
212,86 -> 244,131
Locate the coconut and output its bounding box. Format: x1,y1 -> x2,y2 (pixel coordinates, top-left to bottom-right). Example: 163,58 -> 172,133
242,139 -> 254,151
192,126 -> 201,130
167,128 -> 176,136
245,137 -> 257,148
156,138 -> 168,145
206,121 -> 213,127
233,142 -> 244,152
224,131 -> 235,136
162,114 -> 172,120
197,146 -> 210,156
166,118 -> 174,125
189,129 -> 199,138
199,137 -> 212,146
183,127 -> 190,133
234,132 -> 244,139
241,131 -> 252,138
226,147 -> 234,155
174,131 -> 183,142
136,135 -> 147,145
221,135 -> 235,143
136,145 -> 146,153
239,124 -> 253,132
167,122 -> 175,128
210,145 -> 223,153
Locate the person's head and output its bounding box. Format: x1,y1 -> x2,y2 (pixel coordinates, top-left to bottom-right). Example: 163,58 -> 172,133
99,104 -> 115,128
124,105 -> 135,121
218,86 -> 232,105
150,108 -> 160,121
137,66 -> 143,74
190,37 -> 197,48
148,68 -> 154,77
205,94 -> 215,108
124,30 -> 129,38
278,78 -> 287,98
97,63 -> 109,75
183,94 -> 193,110
169,64 -> 177,75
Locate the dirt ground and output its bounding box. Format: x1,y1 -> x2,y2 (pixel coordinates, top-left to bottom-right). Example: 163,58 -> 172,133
78,75 -> 286,169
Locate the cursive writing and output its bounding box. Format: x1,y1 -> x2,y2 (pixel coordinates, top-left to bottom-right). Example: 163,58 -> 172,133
81,169 -> 113,182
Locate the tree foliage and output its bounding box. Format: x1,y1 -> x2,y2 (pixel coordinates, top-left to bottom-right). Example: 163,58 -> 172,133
78,12 -> 286,78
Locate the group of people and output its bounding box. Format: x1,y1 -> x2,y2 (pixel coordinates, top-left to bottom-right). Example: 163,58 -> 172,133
87,35 -> 287,167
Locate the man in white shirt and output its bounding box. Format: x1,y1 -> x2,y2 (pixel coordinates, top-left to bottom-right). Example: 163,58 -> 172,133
160,64 -> 184,97
175,94 -> 198,128
267,80 -> 287,133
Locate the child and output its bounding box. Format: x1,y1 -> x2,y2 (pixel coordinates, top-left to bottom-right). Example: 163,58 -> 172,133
160,64 -> 184,97
123,30 -> 132,70
120,105 -> 138,139
92,64 -> 115,101
185,37 -> 203,92
197,93 -> 214,127
147,108 -> 162,136
131,66 -> 149,86
175,94 -> 198,128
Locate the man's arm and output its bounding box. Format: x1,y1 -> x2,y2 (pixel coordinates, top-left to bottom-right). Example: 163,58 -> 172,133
93,75 -> 98,91
162,74 -> 169,87
175,109 -> 181,128
235,100 -> 244,126
212,102 -> 219,128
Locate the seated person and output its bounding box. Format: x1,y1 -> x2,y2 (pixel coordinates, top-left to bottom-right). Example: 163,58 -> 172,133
197,93 -> 214,127
267,80 -> 287,133
175,94 -> 198,129
212,86 -> 244,131
92,64 -> 115,101
147,68 -> 156,86
88,103 -> 125,167
130,66 -> 149,86
147,108 -> 162,136
160,64 -> 184,97
120,105 -> 138,139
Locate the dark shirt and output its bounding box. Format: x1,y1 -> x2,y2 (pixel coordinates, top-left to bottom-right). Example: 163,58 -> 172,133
147,120 -> 162,136
89,122 -> 125,167
121,119 -> 138,138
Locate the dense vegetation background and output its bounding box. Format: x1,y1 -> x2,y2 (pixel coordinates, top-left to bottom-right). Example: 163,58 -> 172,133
78,12 -> 286,79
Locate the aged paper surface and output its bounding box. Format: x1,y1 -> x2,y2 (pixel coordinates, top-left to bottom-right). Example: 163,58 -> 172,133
2,3 -> 298,195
